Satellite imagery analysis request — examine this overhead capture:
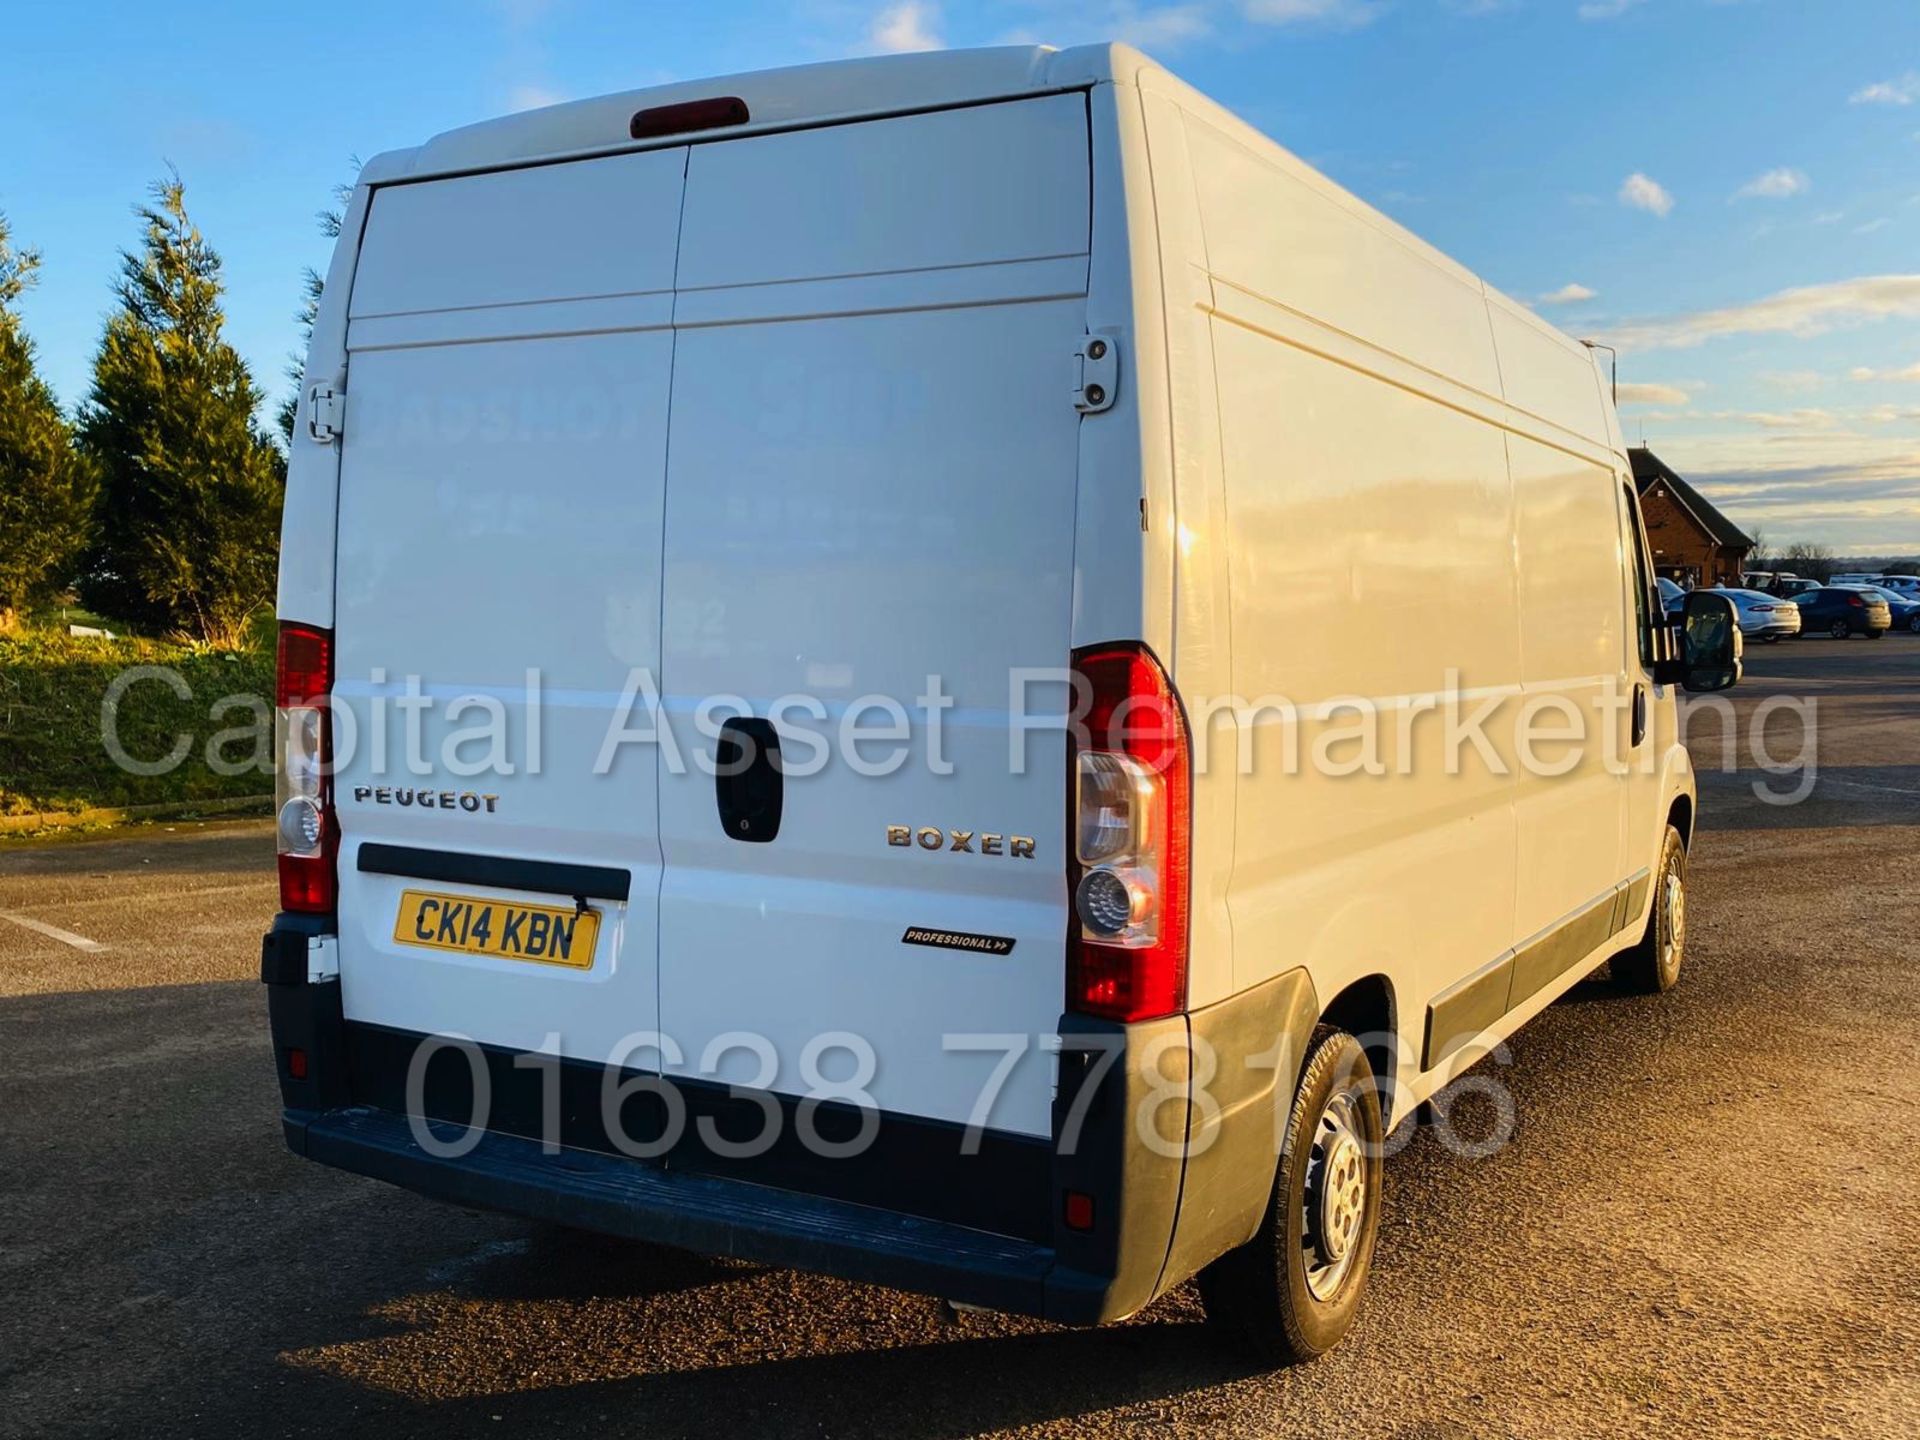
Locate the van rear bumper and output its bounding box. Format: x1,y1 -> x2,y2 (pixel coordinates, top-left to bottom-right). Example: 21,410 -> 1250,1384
283,1103 -> 1061,1316
262,914 -> 1318,1325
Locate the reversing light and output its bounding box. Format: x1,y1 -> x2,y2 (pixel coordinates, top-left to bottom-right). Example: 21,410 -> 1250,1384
1066,643 -> 1191,1022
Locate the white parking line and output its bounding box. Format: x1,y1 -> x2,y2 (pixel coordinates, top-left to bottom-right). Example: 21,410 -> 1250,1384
0,910 -> 106,952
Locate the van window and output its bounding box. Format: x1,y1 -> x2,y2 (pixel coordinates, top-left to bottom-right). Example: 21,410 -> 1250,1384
1622,484 -> 1657,669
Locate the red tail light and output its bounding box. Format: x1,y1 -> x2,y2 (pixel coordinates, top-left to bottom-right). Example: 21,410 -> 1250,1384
275,621 -> 337,913
1067,643 -> 1191,1022
1846,594 -> 1864,608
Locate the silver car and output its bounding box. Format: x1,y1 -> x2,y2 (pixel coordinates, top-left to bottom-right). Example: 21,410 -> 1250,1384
1711,587 -> 1802,643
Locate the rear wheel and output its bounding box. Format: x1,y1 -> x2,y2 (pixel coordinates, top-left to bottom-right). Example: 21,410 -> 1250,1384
1198,1026 -> 1384,1366
1615,825 -> 1687,994
1761,633 -> 1781,644
1909,616 -> 1920,634
1867,629 -> 1885,640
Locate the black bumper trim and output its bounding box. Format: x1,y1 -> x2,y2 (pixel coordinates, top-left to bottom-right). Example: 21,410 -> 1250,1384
341,1019 -> 1052,1244
289,1105 -> 1055,1317
355,843 -> 630,902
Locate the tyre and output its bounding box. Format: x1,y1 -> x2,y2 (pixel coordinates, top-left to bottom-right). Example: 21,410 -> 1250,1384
1830,619 -> 1850,640
1909,616 -> 1920,635
1614,824 -> 1687,994
1867,629 -> 1885,640
1761,633 -> 1781,644
1197,1025 -> 1384,1365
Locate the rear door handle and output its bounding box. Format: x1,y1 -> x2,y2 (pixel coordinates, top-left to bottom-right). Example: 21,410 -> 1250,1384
1631,683 -> 1648,748
715,717 -> 783,843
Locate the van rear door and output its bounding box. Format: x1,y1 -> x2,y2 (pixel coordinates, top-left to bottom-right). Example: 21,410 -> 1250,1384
655,96 -> 1091,1140
329,148 -> 686,1062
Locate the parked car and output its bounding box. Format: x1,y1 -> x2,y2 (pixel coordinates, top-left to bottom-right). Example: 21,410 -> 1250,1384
1875,574 -> 1920,597
1829,573 -> 1880,587
1793,586 -> 1892,638
1770,577 -> 1819,597
1859,585 -> 1920,633
1711,587 -> 1802,642
1657,577 -> 1685,615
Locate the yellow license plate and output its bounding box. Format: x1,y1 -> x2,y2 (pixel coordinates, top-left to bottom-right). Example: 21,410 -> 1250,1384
393,890 -> 600,969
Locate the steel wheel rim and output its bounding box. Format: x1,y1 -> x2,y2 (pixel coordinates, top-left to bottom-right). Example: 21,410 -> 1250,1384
1660,868 -> 1686,979
1302,1091 -> 1371,1302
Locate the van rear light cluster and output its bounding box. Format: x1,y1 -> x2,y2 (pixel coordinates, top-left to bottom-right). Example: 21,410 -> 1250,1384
276,622 -> 337,914
1067,644 -> 1190,1023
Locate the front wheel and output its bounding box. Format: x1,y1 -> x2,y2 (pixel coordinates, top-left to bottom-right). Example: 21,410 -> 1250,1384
1197,1026 -> 1384,1366
1615,825 -> 1687,993
1830,619 -> 1851,639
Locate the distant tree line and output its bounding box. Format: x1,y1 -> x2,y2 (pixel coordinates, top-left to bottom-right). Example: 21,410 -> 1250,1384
0,173 -> 314,647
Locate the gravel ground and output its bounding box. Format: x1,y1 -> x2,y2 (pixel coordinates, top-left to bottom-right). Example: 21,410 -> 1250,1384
1,640 -> 1915,1439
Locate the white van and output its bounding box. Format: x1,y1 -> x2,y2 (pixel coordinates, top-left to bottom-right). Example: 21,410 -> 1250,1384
264,43 -> 1740,1363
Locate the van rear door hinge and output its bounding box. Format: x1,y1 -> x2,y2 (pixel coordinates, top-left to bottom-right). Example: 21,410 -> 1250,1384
1072,334 -> 1119,414
306,381 -> 344,444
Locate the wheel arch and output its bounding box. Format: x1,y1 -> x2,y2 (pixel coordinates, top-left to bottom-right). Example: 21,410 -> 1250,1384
1667,793 -> 1695,850
1318,973 -> 1399,1123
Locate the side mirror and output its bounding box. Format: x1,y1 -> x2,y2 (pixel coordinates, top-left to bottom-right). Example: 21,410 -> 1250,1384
1657,592 -> 1741,692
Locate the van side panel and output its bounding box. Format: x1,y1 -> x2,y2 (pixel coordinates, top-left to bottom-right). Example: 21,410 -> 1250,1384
1178,113 -> 1523,1045
1507,437 -> 1628,954
1132,87 -> 1237,1012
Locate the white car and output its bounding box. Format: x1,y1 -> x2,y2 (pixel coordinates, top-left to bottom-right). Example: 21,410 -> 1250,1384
1711,587 -> 1802,643
264,42 -> 1739,1366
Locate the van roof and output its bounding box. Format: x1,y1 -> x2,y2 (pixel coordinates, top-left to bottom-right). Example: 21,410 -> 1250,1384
362,43 -> 1157,183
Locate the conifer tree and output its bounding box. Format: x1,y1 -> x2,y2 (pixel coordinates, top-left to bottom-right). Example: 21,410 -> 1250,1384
0,212 -> 92,627
78,173 -> 283,646
276,168 -> 355,447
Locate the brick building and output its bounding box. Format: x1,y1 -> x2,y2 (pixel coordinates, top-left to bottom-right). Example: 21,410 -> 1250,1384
1629,447 -> 1753,587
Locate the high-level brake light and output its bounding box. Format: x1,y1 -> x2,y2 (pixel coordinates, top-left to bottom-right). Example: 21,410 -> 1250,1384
1067,643 -> 1191,1022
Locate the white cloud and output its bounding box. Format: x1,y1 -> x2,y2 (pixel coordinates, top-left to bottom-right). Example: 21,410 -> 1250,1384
1539,282 -> 1598,305
1851,362 -> 1920,383
1115,3 -> 1214,47
1742,409 -> 1838,430
871,1 -> 943,52
1734,168 -> 1809,201
1855,218 -> 1892,235
1619,172 -> 1675,217
1617,382 -> 1691,406
1851,73 -> 1920,106
1813,211 -> 1846,225
1579,0 -> 1647,18
1610,275 -> 1920,351
1242,0 -> 1384,27
1761,370 -> 1826,393
507,84 -> 565,112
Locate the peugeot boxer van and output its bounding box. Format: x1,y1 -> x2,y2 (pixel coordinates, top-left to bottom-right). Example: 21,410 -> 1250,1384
264,43 -> 1740,1363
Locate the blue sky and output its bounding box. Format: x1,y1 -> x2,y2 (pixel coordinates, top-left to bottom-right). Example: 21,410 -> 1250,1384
4,0 -> 1917,551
